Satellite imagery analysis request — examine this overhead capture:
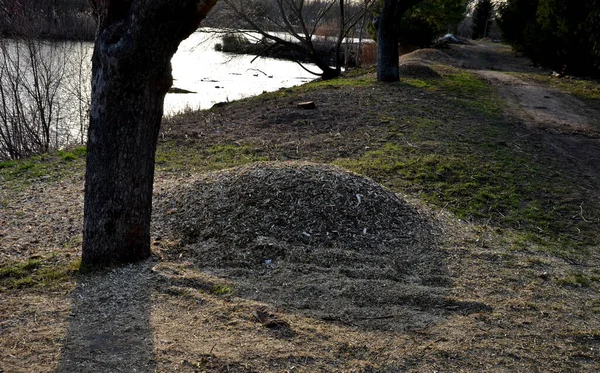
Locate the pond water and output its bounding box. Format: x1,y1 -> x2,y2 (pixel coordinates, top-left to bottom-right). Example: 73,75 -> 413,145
166,30 -> 317,115
2,29 -> 317,122
0,30 -> 317,158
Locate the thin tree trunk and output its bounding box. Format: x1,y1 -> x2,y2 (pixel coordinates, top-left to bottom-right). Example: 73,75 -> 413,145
82,0 -> 216,267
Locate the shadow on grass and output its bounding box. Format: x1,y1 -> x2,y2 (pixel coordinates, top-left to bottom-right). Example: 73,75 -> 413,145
56,261 -> 156,372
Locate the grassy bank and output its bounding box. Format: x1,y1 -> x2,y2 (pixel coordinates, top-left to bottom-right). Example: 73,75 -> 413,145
158,66 -> 599,260
2,64 -> 598,272
2,65 -> 598,260
1,50 -> 600,372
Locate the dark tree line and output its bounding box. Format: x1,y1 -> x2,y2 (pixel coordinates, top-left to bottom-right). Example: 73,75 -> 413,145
497,0 -> 600,77
471,0 -> 493,39
0,0 -> 95,40
375,0 -> 466,81
398,0 -> 466,47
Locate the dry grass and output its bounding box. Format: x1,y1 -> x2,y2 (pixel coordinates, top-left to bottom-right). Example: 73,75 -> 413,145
360,43 -> 377,66
1,41 -> 600,372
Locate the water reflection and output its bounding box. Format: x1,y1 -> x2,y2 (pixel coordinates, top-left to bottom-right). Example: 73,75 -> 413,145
0,30 -> 317,158
2,29 -> 317,123
165,30 -> 317,115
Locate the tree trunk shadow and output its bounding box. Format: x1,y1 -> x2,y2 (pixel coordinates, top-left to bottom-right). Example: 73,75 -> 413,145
56,260 -> 156,372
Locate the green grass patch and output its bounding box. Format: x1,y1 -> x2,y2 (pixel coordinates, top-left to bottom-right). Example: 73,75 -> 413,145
336,142 -> 541,225
557,272 -> 600,288
335,71 -> 598,259
304,77 -> 377,90
156,141 -> 267,173
210,284 -> 233,296
58,146 -> 87,161
0,159 -> 38,177
9,160 -> 50,179
206,142 -> 267,168
402,71 -> 502,117
336,135 -> 594,258
343,65 -> 377,78
0,255 -> 80,290
0,258 -> 42,277
244,72 -> 377,101
0,159 -> 19,169
0,147 -> 86,184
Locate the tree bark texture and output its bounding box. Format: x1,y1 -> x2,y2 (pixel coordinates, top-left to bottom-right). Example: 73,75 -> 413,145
377,0 -> 399,82
376,0 -> 424,82
82,0 -> 216,267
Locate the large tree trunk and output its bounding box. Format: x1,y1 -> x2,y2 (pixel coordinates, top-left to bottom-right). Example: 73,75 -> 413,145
376,0 -> 423,82
82,0 -> 216,268
377,0 -> 399,82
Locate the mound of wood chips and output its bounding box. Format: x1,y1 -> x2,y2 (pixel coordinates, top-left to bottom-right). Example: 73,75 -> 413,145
400,48 -> 453,65
399,62 -> 442,79
154,162 -> 453,330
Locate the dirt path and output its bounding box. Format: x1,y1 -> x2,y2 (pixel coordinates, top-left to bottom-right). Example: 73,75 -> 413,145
476,69 -> 600,137
446,41 -> 600,199
447,41 -> 600,135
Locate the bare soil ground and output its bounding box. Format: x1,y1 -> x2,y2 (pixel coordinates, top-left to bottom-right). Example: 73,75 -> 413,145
1,41 -> 600,372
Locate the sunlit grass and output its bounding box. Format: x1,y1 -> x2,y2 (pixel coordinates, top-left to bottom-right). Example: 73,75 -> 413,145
335,69 -> 598,259
0,147 -> 86,185
0,254 -> 80,290
155,141 -> 267,173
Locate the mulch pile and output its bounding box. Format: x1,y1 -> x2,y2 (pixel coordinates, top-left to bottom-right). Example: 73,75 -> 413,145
400,48 -> 453,65
399,62 -> 442,79
154,162 -> 452,330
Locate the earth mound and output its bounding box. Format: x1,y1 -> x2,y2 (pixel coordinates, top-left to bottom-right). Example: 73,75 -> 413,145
154,162 -> 456,330
399,62 -> 442,79
400,48 -> 452,65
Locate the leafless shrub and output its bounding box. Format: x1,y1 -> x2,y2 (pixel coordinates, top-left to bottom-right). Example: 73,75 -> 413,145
0,0 -> 95,41
209,0 -> 376,79
0,1 -> 92,160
